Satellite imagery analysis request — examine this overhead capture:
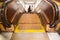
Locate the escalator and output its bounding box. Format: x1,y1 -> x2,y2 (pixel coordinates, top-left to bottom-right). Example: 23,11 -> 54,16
0,0 -> 60,40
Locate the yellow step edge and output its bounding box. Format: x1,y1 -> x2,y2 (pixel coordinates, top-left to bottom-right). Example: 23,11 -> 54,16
14,22 -> 45,32
14,25 -> 45,33
14,26 -> 45,33
15,29 -> 45,33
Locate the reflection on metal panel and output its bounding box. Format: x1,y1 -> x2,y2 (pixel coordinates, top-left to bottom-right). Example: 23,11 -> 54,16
48,32 -> 60,40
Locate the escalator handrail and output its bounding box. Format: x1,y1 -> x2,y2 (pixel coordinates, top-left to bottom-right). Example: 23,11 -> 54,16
47,0 -> 59,28
1,0 -> 12,28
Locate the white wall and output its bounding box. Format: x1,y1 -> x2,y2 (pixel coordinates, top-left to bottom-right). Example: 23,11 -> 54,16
17,0 -> 42,12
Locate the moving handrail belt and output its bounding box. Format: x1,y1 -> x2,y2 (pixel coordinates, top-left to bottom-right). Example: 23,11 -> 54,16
0,0 -> 12,28
48,0 -> 59,28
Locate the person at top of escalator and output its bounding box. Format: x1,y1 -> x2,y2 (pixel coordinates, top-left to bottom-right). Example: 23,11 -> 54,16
28,6 -> 32,13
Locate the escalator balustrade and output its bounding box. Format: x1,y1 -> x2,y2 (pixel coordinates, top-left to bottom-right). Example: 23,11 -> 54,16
0,0 -> 59,32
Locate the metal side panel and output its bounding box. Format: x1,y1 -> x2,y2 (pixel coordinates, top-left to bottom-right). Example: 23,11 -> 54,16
0,34 -> 6,40
47,32 -> 60,40
0,32 -> 13,40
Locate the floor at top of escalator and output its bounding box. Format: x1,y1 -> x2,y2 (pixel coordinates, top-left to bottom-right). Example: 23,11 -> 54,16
0,32 -> 60,40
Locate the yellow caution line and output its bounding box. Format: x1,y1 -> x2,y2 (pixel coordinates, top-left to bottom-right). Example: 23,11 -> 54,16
15,29 -> 45,33
14,25 -> 45,33
15,24 -> 45,33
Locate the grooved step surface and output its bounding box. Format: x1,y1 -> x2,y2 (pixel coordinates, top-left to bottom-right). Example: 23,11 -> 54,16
15,13 -> 45,32
11,32 -> 49,40
0,32 -> 60,40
